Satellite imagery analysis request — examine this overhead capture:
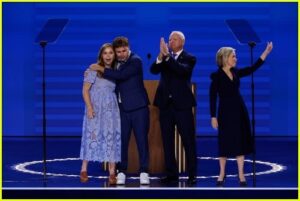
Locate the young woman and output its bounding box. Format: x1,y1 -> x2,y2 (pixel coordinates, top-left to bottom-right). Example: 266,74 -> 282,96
80,43 -> 121,185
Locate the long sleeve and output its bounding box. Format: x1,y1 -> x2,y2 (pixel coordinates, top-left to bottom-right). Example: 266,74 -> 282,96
103,58 -> 141,81
209,73 -> 218,117
150,61 -> 163,75
165,55 -> 196,76
237,58 -> 264,78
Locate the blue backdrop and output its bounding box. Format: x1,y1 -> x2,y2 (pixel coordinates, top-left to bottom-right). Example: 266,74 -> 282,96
3,2 -> 297,137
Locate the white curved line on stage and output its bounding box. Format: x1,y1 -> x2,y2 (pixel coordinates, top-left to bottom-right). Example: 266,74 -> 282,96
198,157 -> 286,179
12,157 -> 286,180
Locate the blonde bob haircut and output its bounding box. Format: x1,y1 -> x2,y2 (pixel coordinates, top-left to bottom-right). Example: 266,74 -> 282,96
216,47 -> 235,68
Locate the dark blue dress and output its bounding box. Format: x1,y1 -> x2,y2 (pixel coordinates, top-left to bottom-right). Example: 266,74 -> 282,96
209,58 -> 264,157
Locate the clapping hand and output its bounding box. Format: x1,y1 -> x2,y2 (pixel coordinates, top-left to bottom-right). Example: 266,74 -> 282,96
158,37 -> 170,60
160,37 -> 169,56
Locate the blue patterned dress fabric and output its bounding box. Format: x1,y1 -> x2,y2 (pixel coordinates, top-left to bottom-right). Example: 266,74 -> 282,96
80,69 -> 121,162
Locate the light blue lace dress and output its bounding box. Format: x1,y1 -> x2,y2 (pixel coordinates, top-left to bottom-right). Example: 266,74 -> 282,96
80,69 -> 121,162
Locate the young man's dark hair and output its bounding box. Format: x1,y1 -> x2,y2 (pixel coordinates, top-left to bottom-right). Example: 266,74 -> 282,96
112,36 -> 129,48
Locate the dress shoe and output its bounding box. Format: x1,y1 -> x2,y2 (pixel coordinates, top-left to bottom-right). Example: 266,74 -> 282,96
239,176 -> 247,187
161,176 -> 179,183
187,176 -> 197,186
216,174 -> 226,187
239,180 -> 247,187
108,174 -> 117,185
80,171 -> 88,183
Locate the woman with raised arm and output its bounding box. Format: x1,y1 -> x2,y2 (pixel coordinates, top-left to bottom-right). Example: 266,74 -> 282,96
209,42 -> 273,187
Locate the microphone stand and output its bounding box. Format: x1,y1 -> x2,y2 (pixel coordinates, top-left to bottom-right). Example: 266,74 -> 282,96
40,40 -> 48,181
248,41 -> 256,187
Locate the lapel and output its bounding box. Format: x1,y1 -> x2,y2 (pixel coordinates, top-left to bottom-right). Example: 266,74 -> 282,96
176,50 -> 185,62
220,68 -> 235,83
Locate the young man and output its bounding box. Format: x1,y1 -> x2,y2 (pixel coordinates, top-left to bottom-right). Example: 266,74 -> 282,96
89,37 -> 150,185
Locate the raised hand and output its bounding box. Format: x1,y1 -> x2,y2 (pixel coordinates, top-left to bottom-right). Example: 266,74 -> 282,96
265,41 -> 273,54
260,41 -> 273,61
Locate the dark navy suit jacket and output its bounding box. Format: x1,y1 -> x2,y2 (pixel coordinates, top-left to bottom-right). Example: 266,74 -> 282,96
150,50 -> 197,109
103,52 -> 149,112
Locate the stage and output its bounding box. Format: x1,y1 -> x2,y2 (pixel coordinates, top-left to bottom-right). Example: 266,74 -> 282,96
2,136 -> 297,199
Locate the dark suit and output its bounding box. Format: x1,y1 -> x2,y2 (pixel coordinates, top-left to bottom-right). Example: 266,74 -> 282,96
104,52 -> 150,173
150,50 -> 197,179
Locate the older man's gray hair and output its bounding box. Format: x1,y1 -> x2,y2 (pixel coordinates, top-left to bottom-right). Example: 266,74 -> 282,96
169,31 -> 185,44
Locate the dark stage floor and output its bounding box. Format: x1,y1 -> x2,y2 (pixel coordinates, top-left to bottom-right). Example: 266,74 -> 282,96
2,136 -> 298,198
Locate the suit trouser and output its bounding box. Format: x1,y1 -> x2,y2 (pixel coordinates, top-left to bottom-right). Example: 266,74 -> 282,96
159,103 -> 197,178
118,104 -> 150,173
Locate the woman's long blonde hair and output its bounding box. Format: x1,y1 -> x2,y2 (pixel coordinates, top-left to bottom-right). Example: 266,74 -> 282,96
97,43 -> 116,69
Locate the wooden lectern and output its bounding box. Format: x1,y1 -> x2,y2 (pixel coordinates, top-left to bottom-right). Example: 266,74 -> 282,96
126,80 -> 196,174
126,81 -> 163,173
104,81 -> 196,174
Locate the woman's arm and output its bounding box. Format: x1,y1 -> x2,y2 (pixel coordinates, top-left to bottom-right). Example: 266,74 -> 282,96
82,82 -> 95,119
260,42 -> 273,61
237,42 -> 273,77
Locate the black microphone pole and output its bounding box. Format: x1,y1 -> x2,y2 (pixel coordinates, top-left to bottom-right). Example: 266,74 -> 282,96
35,19 -> 69,183
248,41 -> 256,187
40,40 -> 48,180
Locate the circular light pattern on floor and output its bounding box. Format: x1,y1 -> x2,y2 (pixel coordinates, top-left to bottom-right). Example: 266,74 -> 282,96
12,157 -> 286,180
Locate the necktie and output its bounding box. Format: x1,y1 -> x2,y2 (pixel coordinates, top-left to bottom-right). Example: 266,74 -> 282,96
171,53 -> 177,59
